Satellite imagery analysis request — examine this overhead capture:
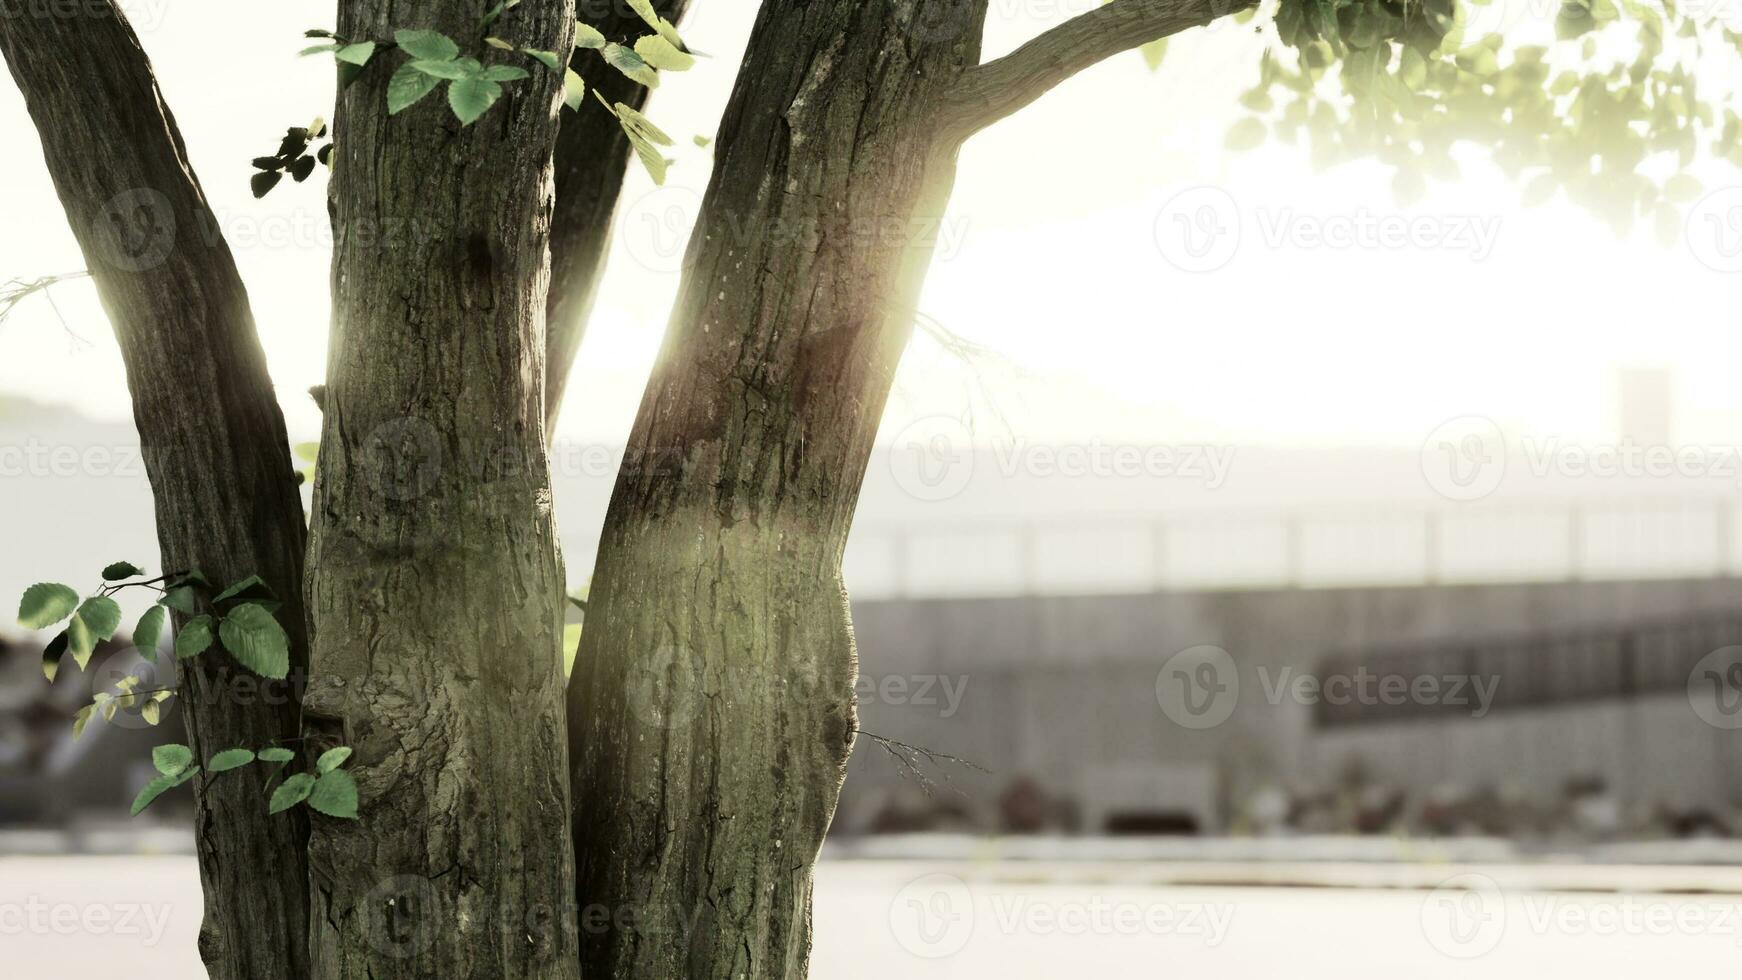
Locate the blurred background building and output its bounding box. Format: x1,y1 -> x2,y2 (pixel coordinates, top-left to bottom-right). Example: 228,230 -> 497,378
6,373 -> 1741,859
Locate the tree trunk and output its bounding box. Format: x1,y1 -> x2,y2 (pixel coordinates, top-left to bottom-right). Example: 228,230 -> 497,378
303,2 -> 580,977
544,0 -> 691,433
567,3 -> 988,976
0,7 -> 313,979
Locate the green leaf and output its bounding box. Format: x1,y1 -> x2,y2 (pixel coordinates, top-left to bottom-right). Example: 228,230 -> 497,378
575,23 -> 607,50
77,596 -> 122,641
300,43 -> 340,57
524,48 -> 562,71
66,613 -> 95,670
388,62 -> 443,114
213,575 -> 275,608
481,65 -> 531,82
269,772 -> 317,814
209,748 -> 256,772
339,60 -> 366,91
308,769 -> 360,819
481,0 -> 519,29
602,43 -> 659,88
18,583 -> 79,629
218,604 -> 291,679
613,103 -> 673,146
169,570 -> 211,591
71,703 -> 94,740
131,766 -> 197,816
256,747 -> 296,764
1225,117 -> 1267,152
484,36 -> 515,50
448,77 -> 504,126
563,68 -> 586,111
626,0 -> 684,48
1665,173 -> 1703,203
41,631 -> 68,682
394,29 -> 459,62
175,615 -> 215,659
411,59 -> 472,80
1139,38 -> 1167,72
153,743 -> 193,776
141,698 -> 161,726
629,133 -> 669,185
102,561 -> 144,581
162,586 -> 198,615
335,41 -> 377,66
316,747 -> 353,773
133,605 -> 168,663
251,171 -> 283,199
634,35 -> 694,72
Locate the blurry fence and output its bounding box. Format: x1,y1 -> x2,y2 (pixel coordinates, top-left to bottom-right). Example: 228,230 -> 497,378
844,497 -> 1742,599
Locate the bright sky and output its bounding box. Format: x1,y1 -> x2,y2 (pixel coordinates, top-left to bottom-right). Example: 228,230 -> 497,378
3,0 -> 1741,452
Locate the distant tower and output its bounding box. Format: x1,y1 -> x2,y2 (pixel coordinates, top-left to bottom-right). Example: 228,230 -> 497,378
1615,367 -> 1675,448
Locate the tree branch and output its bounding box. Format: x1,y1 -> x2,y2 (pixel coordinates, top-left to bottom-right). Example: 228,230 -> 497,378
544,0 -> 692,435
939,0 -> 1256,139
0,6 -> 312,975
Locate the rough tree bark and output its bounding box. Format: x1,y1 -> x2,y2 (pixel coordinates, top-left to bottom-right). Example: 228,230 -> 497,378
566,4 -> 982,976
544,0 -> 691,432
567,0 -> 1238,976
302,1 -> 580,977
0,6 -> 313,979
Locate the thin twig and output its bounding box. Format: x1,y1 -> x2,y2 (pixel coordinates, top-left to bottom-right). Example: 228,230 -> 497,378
855,728 -> 987,799
0,271 -> 93,343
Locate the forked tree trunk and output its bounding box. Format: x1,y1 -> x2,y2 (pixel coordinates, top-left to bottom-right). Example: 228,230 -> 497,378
303,2 -> 580,976
0,6 -> 312,978
544,0 -> 691,432
566,3 -> 987,976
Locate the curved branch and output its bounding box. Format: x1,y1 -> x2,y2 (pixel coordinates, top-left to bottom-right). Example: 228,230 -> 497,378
938,0 -> 1256,139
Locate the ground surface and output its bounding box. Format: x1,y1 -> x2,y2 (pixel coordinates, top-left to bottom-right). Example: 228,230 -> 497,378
3,856 -> 1739,977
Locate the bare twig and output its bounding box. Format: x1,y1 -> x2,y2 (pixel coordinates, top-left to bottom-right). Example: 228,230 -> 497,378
856,728 -> 987,799
0,271 -> 93,342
